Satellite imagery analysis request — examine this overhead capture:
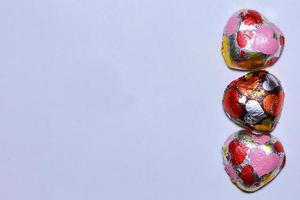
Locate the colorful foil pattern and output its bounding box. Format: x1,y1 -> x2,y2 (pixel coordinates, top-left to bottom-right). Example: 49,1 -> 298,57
222,130 -> 286,192
223,70 -> 284,133
221,9 -> 285,70
221,9 -> 286,193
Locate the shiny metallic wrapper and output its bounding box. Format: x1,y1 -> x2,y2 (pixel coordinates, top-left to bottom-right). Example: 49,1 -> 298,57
221,9 -> 285,70
223,70 -> 284,134
222,130 -> 286,192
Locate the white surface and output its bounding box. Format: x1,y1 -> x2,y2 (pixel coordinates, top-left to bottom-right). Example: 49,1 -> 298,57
0,0 -> 299,199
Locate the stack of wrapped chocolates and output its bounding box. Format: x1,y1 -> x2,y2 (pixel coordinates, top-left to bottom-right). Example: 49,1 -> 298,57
221,9 -> 286,192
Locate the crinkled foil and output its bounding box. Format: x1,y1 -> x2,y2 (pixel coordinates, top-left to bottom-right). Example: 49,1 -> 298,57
223,70 -> 284,134
221,9 -> 285,70
222,130 -> 286,192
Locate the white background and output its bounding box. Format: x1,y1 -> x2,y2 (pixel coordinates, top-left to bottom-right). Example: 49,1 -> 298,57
0,0 -> 299,199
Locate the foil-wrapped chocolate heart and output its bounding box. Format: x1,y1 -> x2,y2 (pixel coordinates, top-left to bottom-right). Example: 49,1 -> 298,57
222,130 -> 286,192
221,9 -> 285,70
223,71 -> 284,134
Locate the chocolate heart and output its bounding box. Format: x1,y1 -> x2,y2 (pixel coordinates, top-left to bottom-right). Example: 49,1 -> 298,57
223,71 -> 284,133
222,130 -> 286,192
221,9 -> 285,70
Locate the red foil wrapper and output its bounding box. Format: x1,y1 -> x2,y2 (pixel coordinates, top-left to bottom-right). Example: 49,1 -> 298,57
223,71 -> 284,134
222,130 -> 286,192
221,9 -> 285,70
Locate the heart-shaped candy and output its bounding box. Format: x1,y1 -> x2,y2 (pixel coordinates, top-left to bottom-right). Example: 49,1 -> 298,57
221,9 -> 285,70
222,130 -> 286,192
223,71 -> 284,133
